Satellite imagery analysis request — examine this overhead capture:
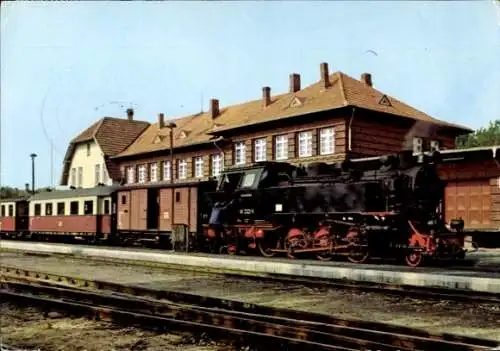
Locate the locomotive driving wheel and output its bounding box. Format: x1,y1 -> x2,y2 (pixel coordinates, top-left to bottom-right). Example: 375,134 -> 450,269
315,237 -> 334,261
345,228 -> 369,264
257,237 -> 278,257
405,251 -> 424,267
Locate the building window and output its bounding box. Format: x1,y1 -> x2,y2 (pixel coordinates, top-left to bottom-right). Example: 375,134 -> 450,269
45,203 -> 53,216
84,200 -> 93,215
212,154 -> 223,177
254,138 -> 266,162
413,137 -> 423,153
298,131 -> 313,158
178,160 -> 187,180
274,135 -> 288,160
150,163 -> 158,182
57,202 -> 65,216
34,204 -> 41,216
1,205 -> 5,217
138,165 -> 146,183
77,167 -> 83,187
319,128 -> 335,155
86,143 -> 91,156
94,164 -> 101,185
102,165 -> 108,184
234,142 -> 246,165
104,199 -> 110,215
163,161 -> 171,181
8,205 -> 14,216
194,157 -> 204,178
126,166 -> 135,184
70,201 -> 79,215
430,140 -> 440,151
70,168 -> 76,187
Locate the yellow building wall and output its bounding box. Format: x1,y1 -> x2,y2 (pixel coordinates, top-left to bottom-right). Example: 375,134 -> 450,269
68,141 -> 113,188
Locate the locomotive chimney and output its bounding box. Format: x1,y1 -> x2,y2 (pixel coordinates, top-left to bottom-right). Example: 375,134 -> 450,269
361,73 -> 372,87
158,113 -> 165,128
126,108 -> 134,120
210,98 -> 220,118
289,74 -> 301,93
320,62 -> 330,89
262,86 -> 271,107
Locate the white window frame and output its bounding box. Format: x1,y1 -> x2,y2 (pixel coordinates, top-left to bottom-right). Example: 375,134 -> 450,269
194,157 -> 204,178
178,159 -> 187,180
298,131 -> 313,158
70,168 -> 76,187
126,166 -> 135,184
150,163 -> 158,182
274,135 -> 288,160
163,161 -> 171,181
319,128 -> 335,155
94,164 -> 101,185
254,138 -> 267,162
138,165 -> 146,183
102,165 -> 108,184
77,167 -> 83,187
413,137 -> 423,153
212,154 -> 222,177
234,142 -> 246,165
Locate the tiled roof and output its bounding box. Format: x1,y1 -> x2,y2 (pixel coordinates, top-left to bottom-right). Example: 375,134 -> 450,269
60,117 -> 150,184
115,70 -> 472,158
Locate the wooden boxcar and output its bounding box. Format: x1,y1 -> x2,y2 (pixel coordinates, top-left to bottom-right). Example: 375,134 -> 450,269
116,180 -> 217,248
0,197 -> 29,238
28,185 -> 117,240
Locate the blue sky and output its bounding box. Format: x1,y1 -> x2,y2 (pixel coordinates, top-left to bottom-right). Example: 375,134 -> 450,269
1,1 -> 499,188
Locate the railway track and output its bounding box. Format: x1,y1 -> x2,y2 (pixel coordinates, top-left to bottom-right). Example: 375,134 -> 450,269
5,249 -> 499,304
1,266 -> 498,351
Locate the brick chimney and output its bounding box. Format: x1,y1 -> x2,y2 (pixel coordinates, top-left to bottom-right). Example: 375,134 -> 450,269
262,86 -> 271,107
126,108 -> 134,120
289,73 -> 301,93
210,98 -> 220,118
361,73 -> 372,87
320,62 -> 330,89
158,113 -> 165,128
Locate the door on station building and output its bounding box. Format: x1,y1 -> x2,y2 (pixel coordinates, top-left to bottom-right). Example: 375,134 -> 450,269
445,179 -> 491,229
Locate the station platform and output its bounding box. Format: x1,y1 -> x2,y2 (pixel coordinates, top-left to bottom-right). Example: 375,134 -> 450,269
1,240 -> 499,294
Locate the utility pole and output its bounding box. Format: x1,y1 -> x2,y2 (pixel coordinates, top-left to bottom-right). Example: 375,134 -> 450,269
30,153 -> 37,194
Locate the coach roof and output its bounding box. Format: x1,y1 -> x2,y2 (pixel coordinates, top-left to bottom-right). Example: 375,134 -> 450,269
29,185 -> 119,201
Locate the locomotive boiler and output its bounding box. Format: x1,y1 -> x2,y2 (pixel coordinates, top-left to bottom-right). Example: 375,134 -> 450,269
204,150 -> 466,267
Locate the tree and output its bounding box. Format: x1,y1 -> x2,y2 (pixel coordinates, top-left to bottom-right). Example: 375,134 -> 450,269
0,186 -> 29,199
456,120 -> 500,149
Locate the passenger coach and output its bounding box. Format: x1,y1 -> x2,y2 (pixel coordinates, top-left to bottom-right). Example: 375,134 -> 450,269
28,185 -> 117,241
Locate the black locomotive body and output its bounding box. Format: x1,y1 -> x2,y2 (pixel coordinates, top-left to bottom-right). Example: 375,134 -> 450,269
204,150 -> 466,266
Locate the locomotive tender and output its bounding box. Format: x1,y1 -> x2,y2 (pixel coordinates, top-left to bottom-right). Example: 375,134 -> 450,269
0,149 -> 469,267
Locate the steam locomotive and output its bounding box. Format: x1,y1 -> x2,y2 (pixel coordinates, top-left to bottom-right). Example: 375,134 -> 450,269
205,150 -> 466,267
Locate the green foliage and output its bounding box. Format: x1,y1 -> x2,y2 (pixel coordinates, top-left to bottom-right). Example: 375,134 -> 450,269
0,186 -> 29,199
456,120 -> 500,149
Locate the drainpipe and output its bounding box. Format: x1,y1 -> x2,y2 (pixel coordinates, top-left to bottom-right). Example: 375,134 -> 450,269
348,107 -> 356,155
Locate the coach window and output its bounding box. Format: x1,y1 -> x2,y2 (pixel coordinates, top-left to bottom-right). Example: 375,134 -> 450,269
8,205 -> 14,217
70,201 -> 79,215
45,203 -> 53,216
84,200 -> 94,215
104,199 -> 110,215
57,202 -> 65,216
175,191 -> 181,203
121,195 -> 127,205
34,204 -> 42,216
1,205 -> 5,217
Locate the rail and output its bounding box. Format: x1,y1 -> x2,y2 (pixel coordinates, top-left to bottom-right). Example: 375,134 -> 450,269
1,267 -> 498,351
